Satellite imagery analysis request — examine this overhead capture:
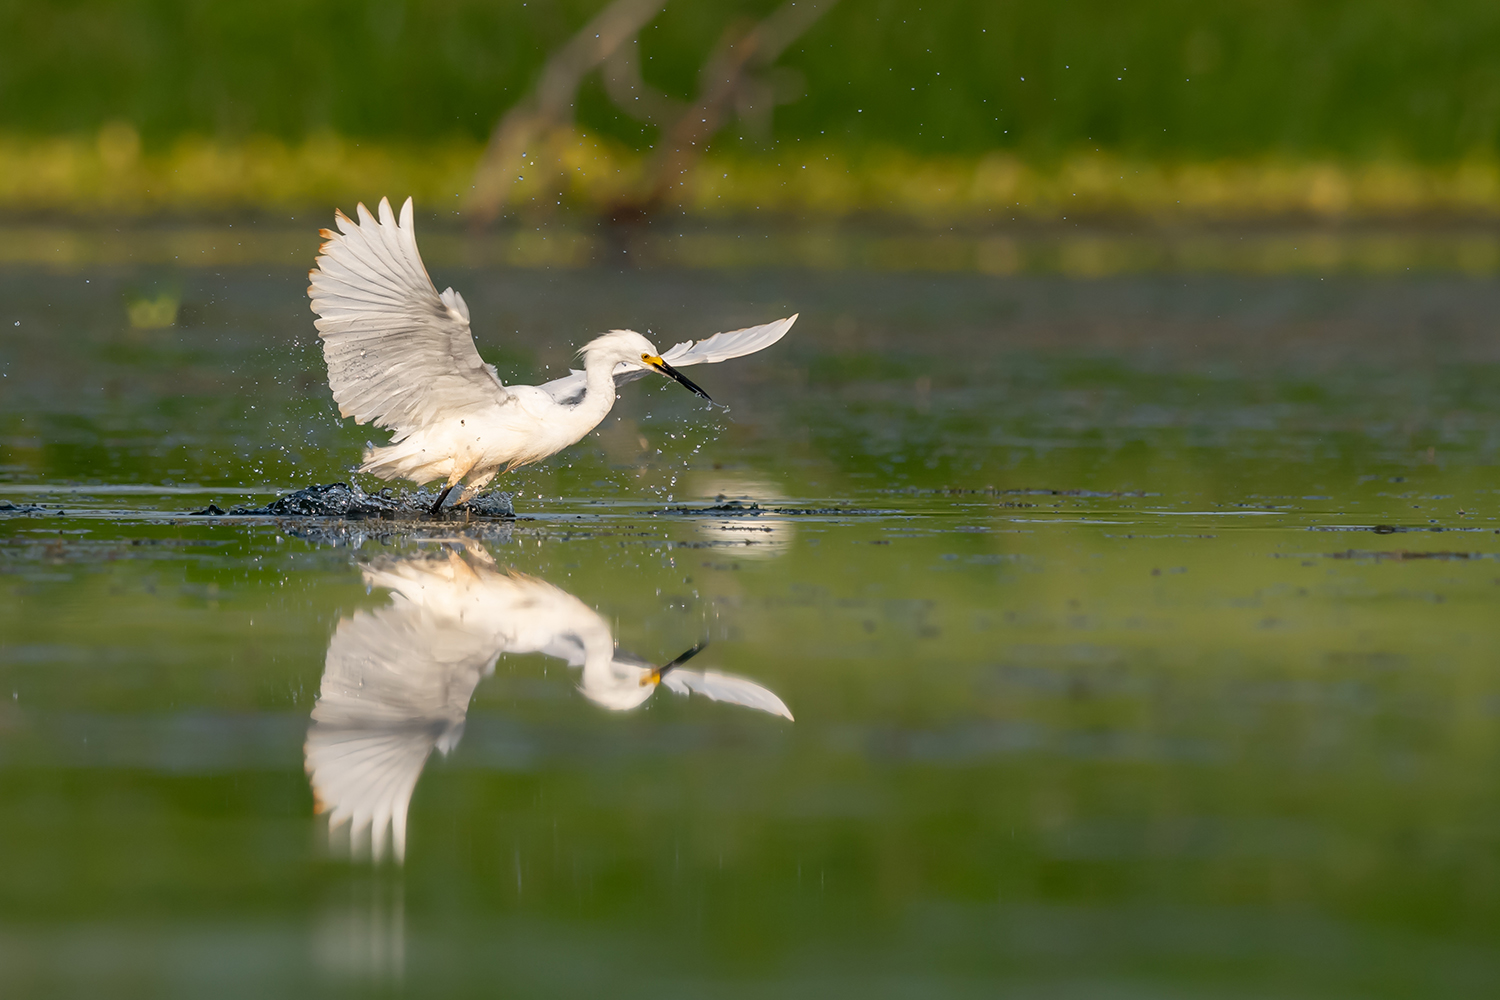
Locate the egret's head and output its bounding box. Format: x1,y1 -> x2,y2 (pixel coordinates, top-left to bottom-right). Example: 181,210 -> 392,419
582,329 -> 712,402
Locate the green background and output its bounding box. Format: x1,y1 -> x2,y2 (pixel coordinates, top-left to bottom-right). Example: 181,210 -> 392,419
2,0 -> 1498,160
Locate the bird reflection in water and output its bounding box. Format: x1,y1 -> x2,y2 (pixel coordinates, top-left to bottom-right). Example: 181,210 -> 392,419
305,543 -> 792,862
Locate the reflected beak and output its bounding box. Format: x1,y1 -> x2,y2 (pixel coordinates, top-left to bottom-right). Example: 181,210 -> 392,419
645,356 -> 713,402
642,641 -> 709,685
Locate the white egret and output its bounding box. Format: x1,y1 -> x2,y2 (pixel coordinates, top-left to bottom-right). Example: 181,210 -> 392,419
305,545 -> 792,862
307,197 -> 797,514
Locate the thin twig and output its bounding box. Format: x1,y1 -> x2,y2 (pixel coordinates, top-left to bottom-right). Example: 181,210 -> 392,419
468,0 -> 667,224
627,0 -> 836,215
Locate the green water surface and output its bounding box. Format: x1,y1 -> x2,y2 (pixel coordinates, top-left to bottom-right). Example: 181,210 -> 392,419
3,253 -> 1500,996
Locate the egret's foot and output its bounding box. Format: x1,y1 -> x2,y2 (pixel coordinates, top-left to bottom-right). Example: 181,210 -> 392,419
429,483 -> 456,517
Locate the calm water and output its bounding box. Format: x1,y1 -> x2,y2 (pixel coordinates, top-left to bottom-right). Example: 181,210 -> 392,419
4,247 -> 1500,997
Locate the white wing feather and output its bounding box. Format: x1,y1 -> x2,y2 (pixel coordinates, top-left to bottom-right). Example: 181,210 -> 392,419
657,314 -> 799,367
308,196 -> 507,437
661,669 -> 794,720
539,314 -> 797,405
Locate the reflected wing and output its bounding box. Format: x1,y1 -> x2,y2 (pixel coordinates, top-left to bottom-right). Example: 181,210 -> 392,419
304,722 -> 440,864
538,315 -> 797,405
309,196 -> 508,436
661,669 -> 794,720
305,600 -> 495,862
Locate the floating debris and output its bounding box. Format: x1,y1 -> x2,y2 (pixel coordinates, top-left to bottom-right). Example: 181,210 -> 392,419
1324,549 -> 1485,561
880,486 -> 1158,498
1309,524 -> 1481,534
657,500 -> 894,517
191,482 -> 514,520
0,499 -> 47,516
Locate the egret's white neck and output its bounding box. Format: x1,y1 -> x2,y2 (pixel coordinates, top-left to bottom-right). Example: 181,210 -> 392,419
571,351 -> 621,428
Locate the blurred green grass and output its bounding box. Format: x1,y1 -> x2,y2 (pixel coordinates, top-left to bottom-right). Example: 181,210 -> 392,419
4,0 -> 1500,159
2,0 -> 1499,217
7,129 -> 1500,220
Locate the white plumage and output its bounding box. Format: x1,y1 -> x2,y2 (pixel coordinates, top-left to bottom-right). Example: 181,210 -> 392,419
308,197 -> 796,512
305,546 -> 792,862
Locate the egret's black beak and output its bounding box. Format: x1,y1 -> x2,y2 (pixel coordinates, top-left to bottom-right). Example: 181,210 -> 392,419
643,641 -> 709,685
645,355 -> 712,402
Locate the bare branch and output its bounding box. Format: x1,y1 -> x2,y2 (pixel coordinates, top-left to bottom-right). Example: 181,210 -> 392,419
468,0 -> 836,226
755,0 -> 834,63
634,0 -> 837,212
468,0 -> 667,224
601,39 -> 686,126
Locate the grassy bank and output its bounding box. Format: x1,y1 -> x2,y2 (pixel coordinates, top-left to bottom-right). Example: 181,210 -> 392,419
6,2 -> 1500,224
5,128 -> 1500,223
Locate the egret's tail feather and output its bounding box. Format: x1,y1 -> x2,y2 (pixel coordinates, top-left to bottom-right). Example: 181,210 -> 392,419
360,439 -> 451,485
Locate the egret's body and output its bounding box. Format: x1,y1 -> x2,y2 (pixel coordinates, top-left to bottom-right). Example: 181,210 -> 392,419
308,197 -> 795,511
306,546 -> 792,860
350,357 -> 620,494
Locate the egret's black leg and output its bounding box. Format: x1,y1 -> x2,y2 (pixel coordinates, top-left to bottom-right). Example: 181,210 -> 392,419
430,483 -> 456,517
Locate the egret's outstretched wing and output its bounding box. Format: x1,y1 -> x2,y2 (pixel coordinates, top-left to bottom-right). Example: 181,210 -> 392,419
657,315 -> 799,368
305,599 -> 495,862
539,315 -> 797,405
661,669 -> 794,720
309,196 -> 507,437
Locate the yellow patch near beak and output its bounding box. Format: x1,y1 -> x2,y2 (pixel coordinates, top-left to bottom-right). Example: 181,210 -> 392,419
641,355 -> 714,402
